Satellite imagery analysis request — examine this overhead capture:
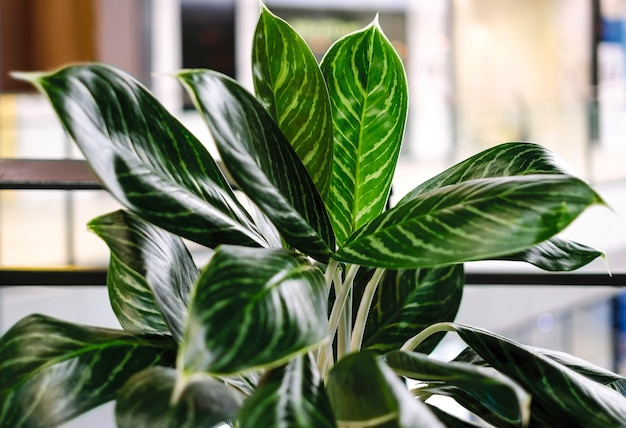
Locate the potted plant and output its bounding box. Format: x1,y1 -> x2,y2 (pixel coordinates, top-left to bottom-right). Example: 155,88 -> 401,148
1,5 -> 624,427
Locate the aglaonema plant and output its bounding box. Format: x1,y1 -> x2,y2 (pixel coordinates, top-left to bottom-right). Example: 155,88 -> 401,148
2,5 -> 625,427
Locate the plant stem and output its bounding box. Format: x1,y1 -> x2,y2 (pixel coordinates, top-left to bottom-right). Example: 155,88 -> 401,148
400,322 -> 455,352
350,267 -> 385,352
337,271 -> 352,360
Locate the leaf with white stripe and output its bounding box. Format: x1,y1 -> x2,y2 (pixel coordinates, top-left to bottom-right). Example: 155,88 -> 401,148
321,19 -> 408,246
178,70 -> 334,262
356,264 -> 463,354
116,367 -> 242,428
239,353 -> 336,427
181,245 -> 328,375
0,314 -> 176,427
253,5 -> 333,197
17,64 -> 265,249
89,210 -> 199,342
336,175 -> 603,269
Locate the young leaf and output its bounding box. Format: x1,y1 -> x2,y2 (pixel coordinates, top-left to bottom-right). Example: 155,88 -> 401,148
336,175 -> 603,269
253,6 -> 333,197
178,70 -> 335,262
17,64 -> 266,249
0,315 -> 176,427
89,210 -> 199,342
384,350 -> 530,427
357,264 -> 464,354
239,353 -> 336,427
115,367 -> 242,428
321,19 -> 408,246
181,246 -> 328,375
325,352 -> 445,427
439,323 -> 626,426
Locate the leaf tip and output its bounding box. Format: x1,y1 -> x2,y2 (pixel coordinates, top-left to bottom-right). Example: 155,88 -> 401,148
10,71 -> 45,85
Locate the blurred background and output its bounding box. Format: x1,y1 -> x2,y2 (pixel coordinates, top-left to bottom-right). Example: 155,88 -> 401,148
1,0 -> 626,425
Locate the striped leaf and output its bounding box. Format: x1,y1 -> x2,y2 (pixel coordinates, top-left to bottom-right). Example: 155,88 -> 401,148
181,245 -> 328,375
178,70 -> 335,262
115,367 -> 241,428
399,142 -> 604,271
354,264 -> 463,354
239,353 -> 336,427
384,350 -> 530,427
325,352 -> 445,427
335,175 -> 603,269
442,323 -> 626,426
17,65 -> 265,249
0,314 -> 176,427
89,210 -> 199,342
321,19 -> 408,246
253,6 -> 333,197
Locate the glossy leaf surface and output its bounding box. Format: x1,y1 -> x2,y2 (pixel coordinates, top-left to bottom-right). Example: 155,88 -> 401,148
325,352 -> 444,427
336,175 -> 602,268
20,64 -> 264,249
116,367 -> 241,428
356,265 -> 464,354
253,6 -> 333,197
178,70 -> 334,261
0,315 -> 175,427
321,20 -> 408,246
384,350 -> 530,427
181,246 -> 328,375
89,210 -> 198,342
239,353 -> 335,427
443,323 -> 626,426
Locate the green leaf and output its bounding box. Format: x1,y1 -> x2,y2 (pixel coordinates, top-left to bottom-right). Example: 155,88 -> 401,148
336,175 -> 603,269
325,352 -> 444,427
20,64 -> 265,249
239,353 -> 336,428
384,350 -> 530,427
437,323 -> 626,426
181,246 -> 328,375
0,314 -> 176,427
178,70 -> 335,262
321,19 -> 408,246
115,367 -> 242,428
89,210 -> 198,342
253,6 -> 333,197
356,265 -> 464,354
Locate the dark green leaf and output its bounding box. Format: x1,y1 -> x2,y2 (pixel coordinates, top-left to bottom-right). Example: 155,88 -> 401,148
89,210 -> 198,342
325,352 -> 444,427
355,265 -> 464,354
239,353 -> 336,428
321,19 -> 408,246
181,246 -> 328,375
253,6 -> 333,197
0,314 -> 175,427
18,64 -> 265,249
178,70 -> 334,262
426,404 -> 483,427
384,350 -> 530,427
336,175 -> 603,269
115,366 -> 242,428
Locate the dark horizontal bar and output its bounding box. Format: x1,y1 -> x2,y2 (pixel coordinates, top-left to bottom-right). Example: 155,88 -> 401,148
0,268 -> 624,287
0,159 -> 101,190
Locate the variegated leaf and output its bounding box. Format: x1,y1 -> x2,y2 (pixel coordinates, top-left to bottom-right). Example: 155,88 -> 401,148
16,64 -> 265,249
384,350 -> 530,427
239,353 -> 335,427
181,246 -> 328,375
354,264 -> 464,354
253,5 -> 333,197
321,19 -> 408,246
89,210 -> 199,342
336,175 -> 603,269
178,70 -> 334,262
0,315 -> 176,427
325,352 -> 444,427
116,366 -> 242,428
